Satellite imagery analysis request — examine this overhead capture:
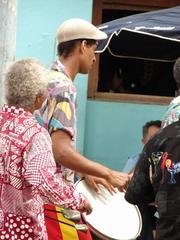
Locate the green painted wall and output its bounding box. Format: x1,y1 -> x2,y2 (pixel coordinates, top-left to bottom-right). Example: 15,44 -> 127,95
84,100 -> 167,171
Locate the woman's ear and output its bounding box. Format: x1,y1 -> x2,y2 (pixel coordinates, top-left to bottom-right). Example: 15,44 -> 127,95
34,95 -> 41,109
36,96 -> 40,103
34,93 -> 47,110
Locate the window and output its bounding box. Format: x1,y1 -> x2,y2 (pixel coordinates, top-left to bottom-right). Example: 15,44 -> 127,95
88,0 -> 180,104
98,55 -> 176,96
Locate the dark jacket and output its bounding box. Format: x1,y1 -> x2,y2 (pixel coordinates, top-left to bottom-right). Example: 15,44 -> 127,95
125,120 -> 180,240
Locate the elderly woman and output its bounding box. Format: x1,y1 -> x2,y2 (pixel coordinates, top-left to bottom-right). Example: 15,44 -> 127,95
0,59 -> 91,240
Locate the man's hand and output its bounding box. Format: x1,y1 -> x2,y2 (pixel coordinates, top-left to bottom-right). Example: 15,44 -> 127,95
106,170 -> 130,192
84,175 -> 116,195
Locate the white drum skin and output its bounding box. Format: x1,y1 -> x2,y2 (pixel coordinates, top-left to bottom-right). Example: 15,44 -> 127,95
75,179 -> 142,240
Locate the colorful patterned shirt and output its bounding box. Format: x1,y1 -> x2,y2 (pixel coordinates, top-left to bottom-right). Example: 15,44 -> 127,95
0,105 -> 85,240
162,96 -> 180,128
35,60 -> 76,182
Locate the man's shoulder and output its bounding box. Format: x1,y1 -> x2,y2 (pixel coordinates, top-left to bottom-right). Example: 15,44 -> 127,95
48,70 -> 75,93
48,70 -> 69,82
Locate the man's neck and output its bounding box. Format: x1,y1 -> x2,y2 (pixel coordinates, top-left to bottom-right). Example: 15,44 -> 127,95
59,57 -> 78,81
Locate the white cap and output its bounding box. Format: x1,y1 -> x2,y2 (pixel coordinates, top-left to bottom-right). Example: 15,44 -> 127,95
56,18 -> 107,44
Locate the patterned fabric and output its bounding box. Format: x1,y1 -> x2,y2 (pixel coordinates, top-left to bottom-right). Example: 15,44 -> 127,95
162,96 -> 180,128
0,105 -> 85,240
125,120 -> 180,240
35,60 -> 76,183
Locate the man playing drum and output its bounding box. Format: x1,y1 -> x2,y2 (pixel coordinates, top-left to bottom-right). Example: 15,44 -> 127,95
35,18 -> 130,240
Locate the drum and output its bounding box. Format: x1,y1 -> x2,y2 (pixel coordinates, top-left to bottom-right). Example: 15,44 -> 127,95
75,179 -> 142,240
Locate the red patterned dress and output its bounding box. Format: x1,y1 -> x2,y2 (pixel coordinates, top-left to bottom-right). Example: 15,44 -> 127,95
0,105 -> 85,240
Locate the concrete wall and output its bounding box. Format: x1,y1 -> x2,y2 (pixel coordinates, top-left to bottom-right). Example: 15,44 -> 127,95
84,100 -> 167,171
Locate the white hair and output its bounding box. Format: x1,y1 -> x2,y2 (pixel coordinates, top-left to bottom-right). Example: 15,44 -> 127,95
4,58 -> 48,108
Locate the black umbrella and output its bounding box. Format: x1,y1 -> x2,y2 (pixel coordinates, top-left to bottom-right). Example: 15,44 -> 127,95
96,6 -> 180,62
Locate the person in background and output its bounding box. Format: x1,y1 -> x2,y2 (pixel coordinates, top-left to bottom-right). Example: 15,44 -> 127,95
0,59 -> 92,240
123,120 -> 161,240
125,57 -> 180,240
35,18 -> 130,240
123,120 -> 162,173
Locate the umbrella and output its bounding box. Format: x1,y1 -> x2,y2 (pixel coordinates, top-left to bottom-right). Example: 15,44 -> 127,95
96,6 -> 180,62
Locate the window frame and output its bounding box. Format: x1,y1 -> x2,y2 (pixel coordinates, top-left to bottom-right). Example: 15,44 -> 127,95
88,0 -> 180,105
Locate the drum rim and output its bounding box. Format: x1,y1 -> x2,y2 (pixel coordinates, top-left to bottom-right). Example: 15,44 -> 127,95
75,179 -> 142,240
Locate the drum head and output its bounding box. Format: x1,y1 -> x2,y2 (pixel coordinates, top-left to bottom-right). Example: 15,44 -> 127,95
75,180 -> 142,240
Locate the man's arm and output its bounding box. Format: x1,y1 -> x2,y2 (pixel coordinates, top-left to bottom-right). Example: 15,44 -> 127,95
51,129 -> 130,191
